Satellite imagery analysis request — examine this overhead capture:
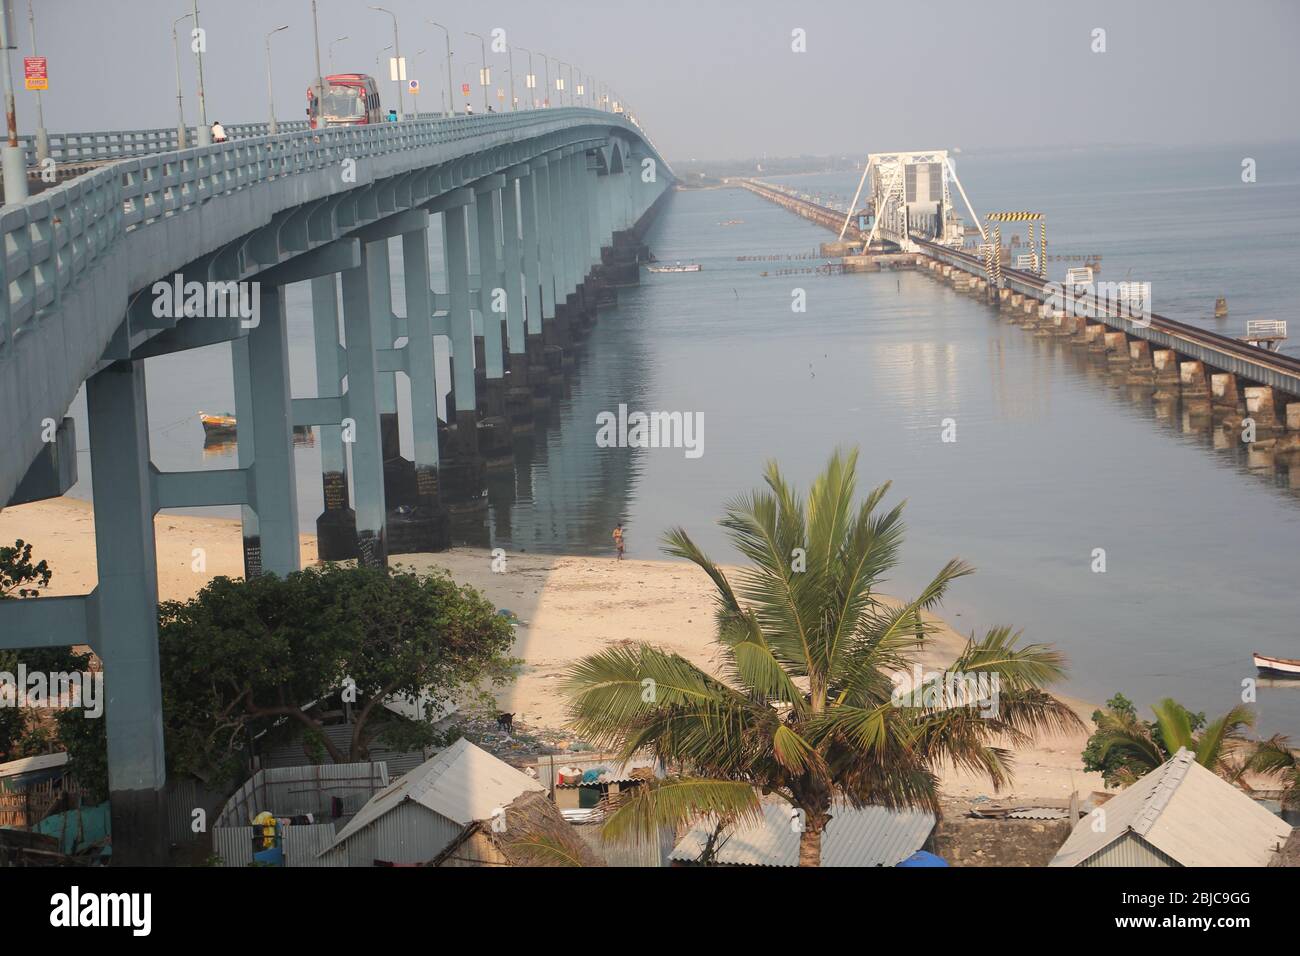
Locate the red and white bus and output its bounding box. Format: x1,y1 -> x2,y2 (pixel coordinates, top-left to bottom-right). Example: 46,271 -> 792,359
308,74 -> 383,128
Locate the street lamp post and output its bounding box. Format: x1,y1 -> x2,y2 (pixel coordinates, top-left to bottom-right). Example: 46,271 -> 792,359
172,12 -> 194,148
264,25 -> 289,134
465,32 -> 488,112
426,21 -> 454,118
0,0 -> 25,203
25,0 -> 47,162
516,46 -> 536,109
368,6 -> 403,120
328,35 -> 347,74
540,53 -> 551,108
310,1 -> 325,130
506,46 -> 516,110
192,0 -> 210,145
411,49 -> 426,117
558,60 -> 568,107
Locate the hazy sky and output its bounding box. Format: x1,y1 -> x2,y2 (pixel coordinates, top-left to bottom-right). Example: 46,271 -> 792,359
13,0 -> 1300,160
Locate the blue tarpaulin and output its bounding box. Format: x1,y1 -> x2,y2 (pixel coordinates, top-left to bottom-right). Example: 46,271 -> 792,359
35,802 -> 111,858
896,850 -> 948,867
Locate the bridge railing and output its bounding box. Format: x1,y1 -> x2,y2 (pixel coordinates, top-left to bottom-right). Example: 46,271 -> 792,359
0,108 -> 645,365
17,122 -> 313,167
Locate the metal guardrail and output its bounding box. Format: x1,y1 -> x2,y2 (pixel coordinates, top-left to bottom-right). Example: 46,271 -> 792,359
0,107 -> 647,363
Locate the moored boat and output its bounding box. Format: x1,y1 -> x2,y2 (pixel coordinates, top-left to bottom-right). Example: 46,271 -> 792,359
1253,652 -> 1300,677
200,412 -> 237,436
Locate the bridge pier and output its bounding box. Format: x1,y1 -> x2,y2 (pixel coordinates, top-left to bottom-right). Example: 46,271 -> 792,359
1211,372 -> 1239,410
472,175 -> 516,474
1179,360 -> 1210,399
1129,340 -> 1156,383
87,360 -> 168,865
522,156 -> 554,412
1103,331 -> 1129,365
310,275 -> 358,560
502,166 -> 533,435
241,283 -> 301,577
339,242 -> 392,567
431,190 -> 487,509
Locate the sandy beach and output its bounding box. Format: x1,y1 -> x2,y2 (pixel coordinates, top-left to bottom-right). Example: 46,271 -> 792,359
0,497 -> 1105,800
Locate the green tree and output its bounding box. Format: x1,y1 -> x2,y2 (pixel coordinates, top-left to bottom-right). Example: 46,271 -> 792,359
1245,735 -> 1299,809
564,449 -> 1081,867
1084,696 -> 1251,787
1,539 -> 58,762
158,563 -> 517,784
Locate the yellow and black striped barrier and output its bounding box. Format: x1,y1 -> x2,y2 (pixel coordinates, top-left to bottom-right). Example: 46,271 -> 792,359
986,212 -> 1043,221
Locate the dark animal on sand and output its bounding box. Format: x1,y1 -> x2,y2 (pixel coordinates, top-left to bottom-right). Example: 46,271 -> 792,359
496,712 -> 515,734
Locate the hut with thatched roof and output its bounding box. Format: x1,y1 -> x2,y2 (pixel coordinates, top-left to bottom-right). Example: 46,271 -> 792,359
429,790 -> 605,867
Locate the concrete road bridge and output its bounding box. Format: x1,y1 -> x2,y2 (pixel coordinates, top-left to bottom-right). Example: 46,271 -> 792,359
0,108 -> 672,860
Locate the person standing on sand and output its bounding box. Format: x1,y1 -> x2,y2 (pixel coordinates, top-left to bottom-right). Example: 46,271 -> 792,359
612,523 -> 625,560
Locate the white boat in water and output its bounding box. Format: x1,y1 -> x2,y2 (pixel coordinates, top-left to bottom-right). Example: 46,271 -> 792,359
1253,652 -> 1300,677
647,261 -> 702,273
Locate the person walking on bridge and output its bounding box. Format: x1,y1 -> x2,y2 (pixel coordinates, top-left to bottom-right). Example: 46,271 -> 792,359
210,121 -> 227,143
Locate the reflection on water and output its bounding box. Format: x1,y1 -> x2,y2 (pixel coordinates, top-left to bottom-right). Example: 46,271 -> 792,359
201,428 -> 317,460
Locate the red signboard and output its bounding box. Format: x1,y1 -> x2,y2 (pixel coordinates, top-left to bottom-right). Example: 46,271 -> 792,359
461,83 -> 470,96
24,56 -> 47,91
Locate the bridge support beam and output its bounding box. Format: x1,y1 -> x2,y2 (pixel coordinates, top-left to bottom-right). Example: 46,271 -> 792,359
430,189 -> 486,506
86,359 -> 167,865
1211,372 -> 1239,409
1103,331 -> 1129,365
340,243 -> 390,567
1153,349 -> 1181,385
310,274 -> 358,560
243,283 -> 301,577
400,222 -> 452,552
502,165 -> 533,433
472,176 -> 513,473
1179,360 -> 1210,398
1129,340 -> 1155,383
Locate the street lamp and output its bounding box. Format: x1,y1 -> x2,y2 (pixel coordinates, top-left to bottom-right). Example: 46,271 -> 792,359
368,5 -> 403,120
0,0 -> 25,202
465,32 -> 489,112
310,1 -> 325,130
171,12 -> 194,148
191,0 -> 210,145
328,35 -> 348,74
558,60 -> 569,107
426,21 -> 454,118
25,0 -> 48,162
539,53 -> 552,108
411,49 -> 426,117
516,46 -> 537,109
264,25 -> 289,134
506,45 -> 517,111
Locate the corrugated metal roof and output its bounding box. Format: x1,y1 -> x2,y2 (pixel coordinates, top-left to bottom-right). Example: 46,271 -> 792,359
531,752 -> 663,790
1051,748 -> 1294,867
670,799 -> 935,867
0,751 -> 68,779
321,739 -> 544,855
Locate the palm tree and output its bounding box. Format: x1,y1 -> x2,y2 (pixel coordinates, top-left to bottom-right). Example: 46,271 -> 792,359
564,448 -> 1082,867
1245,735 -> 1299,809
1094,698 -> 1255,786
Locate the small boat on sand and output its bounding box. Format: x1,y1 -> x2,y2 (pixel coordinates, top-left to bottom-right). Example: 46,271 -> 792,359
1253,653 -> 1300,677
647,262 -> 702,273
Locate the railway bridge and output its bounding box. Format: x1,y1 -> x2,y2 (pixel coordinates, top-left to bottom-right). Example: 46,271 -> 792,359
0,108 -> 672,860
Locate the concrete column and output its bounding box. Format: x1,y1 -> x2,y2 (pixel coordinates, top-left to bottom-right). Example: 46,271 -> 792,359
531,157 -> 558,321
1084,322 -> 1107,352
245,283 -> 301,576
502,167 -> 533,432
1103,331 -> 1128,364
400,223 -> 451,551
311,274 -> 357,559
1179,360 -> 1209,397
231,338 -> 262,578
86,359 -> 166,864
1129,339 -> 1155,382
1244,386 -> 1279,431
365,239 -> 410,512
1211,372 -> 1238,408
340,245 -> 389,567
473,178 -> 510,450
1153,349 -> 1180,384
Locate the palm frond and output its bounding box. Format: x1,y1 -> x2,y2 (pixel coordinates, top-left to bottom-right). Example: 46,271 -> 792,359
599,777 -> 762,846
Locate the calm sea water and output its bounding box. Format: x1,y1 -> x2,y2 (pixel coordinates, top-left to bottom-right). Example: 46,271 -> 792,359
60,142 -> 1299,735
